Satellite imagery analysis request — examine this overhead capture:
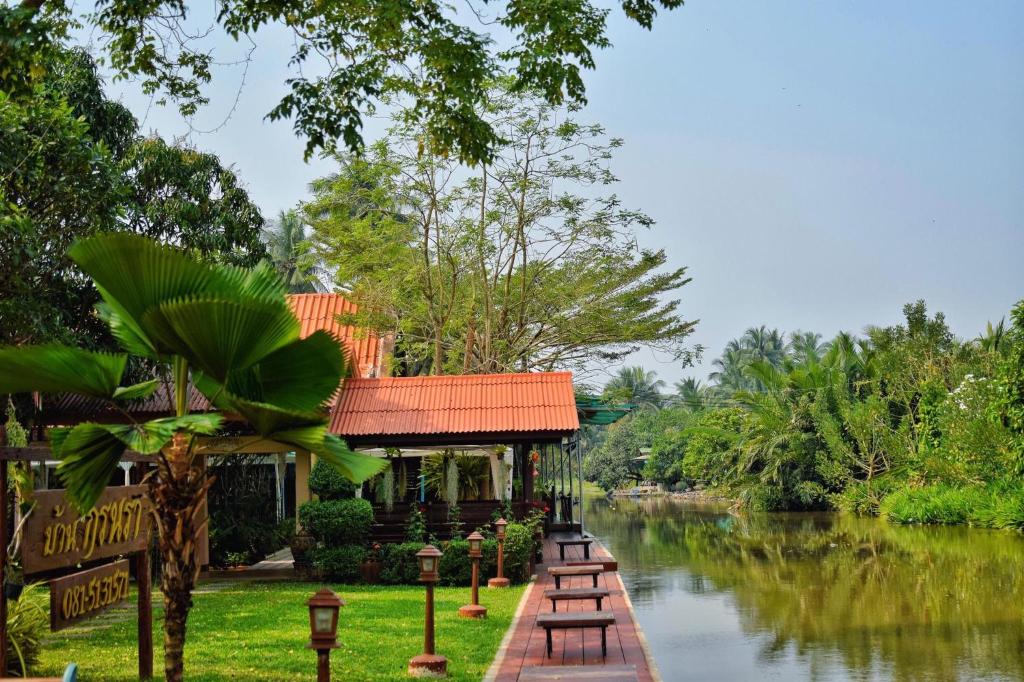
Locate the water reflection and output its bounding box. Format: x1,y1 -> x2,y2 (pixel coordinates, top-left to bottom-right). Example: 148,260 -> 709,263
587,496 -> 1024,682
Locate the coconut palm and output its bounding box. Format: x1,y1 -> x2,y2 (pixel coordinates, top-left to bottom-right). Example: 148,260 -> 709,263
0,233 -> 384,681
977,318 -> 1008,355
263,209 -> 328,293
709,347 -> 753,393
673,377 -> 707,410
741,326 -> 787,367
787,330 -> 829,364
602,366 -> 666,409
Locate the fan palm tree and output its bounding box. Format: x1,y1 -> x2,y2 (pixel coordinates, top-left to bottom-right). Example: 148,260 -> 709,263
263,209 -> 328,293
602,366 -> 666,409
0,234 -> 384,681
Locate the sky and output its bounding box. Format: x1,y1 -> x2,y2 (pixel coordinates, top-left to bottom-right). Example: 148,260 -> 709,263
92,1 -> 1024,388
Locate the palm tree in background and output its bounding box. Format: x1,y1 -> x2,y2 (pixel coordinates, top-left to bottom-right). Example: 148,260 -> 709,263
602,366 -> 666,409
263,210 -> 328,293
673,377 -> 707,410
787,330 -> 830,364
977,318 -> 1008,355
741,326 -> 787,367
709,347 -> 753,392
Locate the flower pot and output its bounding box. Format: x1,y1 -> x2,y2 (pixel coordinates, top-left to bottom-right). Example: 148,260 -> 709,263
359,559 -> 382,584
290,529 -> 315,574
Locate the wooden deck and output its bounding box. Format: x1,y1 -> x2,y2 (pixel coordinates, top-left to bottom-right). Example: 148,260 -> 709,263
488,533 -> 658,682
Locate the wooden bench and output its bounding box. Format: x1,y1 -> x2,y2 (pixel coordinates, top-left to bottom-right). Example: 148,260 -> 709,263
548,564 -> 603,589
535,611 -> 616,658
519,664 -> 638,681
543,586 -> 610,612
556,538 -> 594,560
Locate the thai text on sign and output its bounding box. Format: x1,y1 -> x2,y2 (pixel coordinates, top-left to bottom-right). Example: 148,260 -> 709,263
22,485 -> 150,576
49,559 -> 131,631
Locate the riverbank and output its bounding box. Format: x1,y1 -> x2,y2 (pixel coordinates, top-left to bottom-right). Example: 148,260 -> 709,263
585,492 -> 1024,682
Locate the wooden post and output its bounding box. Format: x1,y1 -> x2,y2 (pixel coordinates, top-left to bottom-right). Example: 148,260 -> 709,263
0,459 -> 7,676
295,449 -> 312,528
136,550 -> 153,679
523,445 -> 534,504
424,583 -> 435,656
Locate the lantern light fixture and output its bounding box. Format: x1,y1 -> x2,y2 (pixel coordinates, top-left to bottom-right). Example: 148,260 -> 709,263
416,545 -> 443,583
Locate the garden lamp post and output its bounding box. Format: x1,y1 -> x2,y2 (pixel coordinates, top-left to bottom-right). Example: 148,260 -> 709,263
409,545 -> 448,678
306,588 -> 344,682
488,518 -> 510,588
458,531 -> 487,619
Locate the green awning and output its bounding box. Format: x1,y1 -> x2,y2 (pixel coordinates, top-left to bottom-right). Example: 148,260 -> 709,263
576,397 -> 634,425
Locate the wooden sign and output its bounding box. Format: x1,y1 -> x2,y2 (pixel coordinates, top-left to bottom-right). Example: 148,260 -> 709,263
49,559 -> 131,631
22,485 -> 150,576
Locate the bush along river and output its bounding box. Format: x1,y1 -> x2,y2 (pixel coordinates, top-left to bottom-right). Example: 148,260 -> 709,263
584,495 -> 1024,682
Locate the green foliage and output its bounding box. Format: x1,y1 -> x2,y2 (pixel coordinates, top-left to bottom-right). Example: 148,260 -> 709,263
306,86 -> 697,376
310,545 -> 368,583
501,522 -> 534,583
438,540 -> 498,587
1,47 -> 266,349
378,542 -> 425,585
404,504 -> 428,544
881,483 -> 1024,530
595,299 -> 1024,528
5,582 -> 48,677
5,1 -> 684,165
309,459 -> 357,500
208,455 -> 293,566
298,499 -> 374,546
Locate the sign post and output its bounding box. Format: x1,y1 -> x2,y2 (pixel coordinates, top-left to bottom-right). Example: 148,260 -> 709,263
2,478 -> 154,679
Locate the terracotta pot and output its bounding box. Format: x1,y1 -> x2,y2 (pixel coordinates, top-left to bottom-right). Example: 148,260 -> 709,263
290,529 -> 315,565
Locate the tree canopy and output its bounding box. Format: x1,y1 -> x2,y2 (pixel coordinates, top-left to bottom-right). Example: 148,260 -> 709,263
2,0 -> 685,164
0,47 -> 266,347
304,85 -> 697,376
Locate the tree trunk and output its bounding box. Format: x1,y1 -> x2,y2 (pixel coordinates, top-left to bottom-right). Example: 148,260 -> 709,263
148,432 -> 211,682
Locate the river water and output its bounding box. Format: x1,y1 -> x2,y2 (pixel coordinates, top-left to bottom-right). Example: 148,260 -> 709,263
584,495 -> 1024,682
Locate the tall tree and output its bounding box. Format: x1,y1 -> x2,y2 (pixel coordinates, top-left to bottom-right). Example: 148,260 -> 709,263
3,1 -> 686,165
0,234 -> 384,681
0,47 -> 266,347
603,367 -> 666,409
306,86 -> 697,376
262,210 -> 328,293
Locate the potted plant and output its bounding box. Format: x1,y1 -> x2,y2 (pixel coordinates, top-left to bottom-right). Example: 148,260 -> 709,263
360,543 -> 383,583
290,526 -> 316,577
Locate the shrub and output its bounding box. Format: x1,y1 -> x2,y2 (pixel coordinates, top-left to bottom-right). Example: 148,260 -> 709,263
310,545 -> 368,582
379,542 -> 423,585
208,455 -> 292,566
881,485 -> 983,525
5,583 -> 47,676
299,498 -> 374,545
502,522 -> 533,583
309,460 -> 357,500
438,539 -> 498,586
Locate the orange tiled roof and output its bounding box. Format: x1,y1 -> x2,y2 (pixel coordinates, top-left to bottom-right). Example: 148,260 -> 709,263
286,293 -> 384,378
330,372 -> 579,439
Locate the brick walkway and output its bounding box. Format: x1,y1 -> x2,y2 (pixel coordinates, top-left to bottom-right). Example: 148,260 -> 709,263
488,533 -> 657,682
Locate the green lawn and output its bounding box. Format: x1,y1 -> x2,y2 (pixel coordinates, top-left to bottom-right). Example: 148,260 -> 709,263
36,581 -> 525,681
